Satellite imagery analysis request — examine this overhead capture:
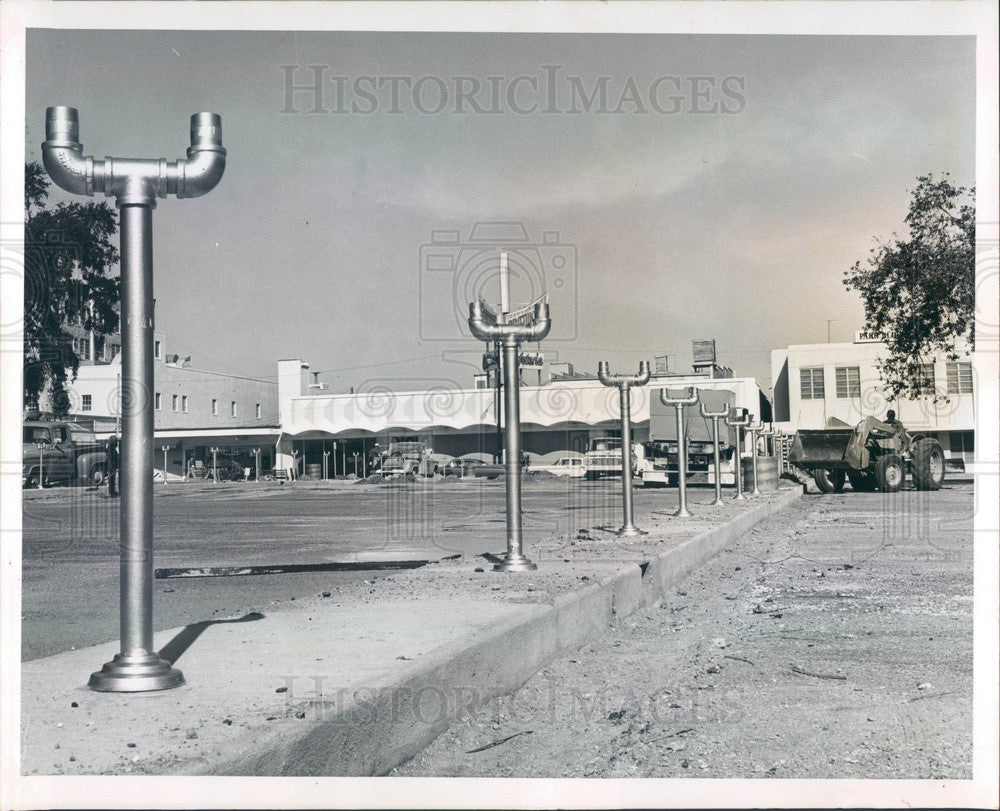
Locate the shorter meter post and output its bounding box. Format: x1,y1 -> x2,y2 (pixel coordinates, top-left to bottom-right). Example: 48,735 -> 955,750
746,422 -> 763,496
597,360 -> 651,536
659,388 -> 699,518
210,446 -> 219,484
35,442 -> 46,489
161,446 -> 170,485
699,402 -> 730,506
725,410 -> 751,500
253,448 -> 261,481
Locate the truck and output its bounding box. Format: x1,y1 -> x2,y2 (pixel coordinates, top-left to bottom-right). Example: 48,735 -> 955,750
788,416 -> 945,493
376,441 -> 438,478
641,389 -> 737,487
584,436 -> 629,480
22,419 -> 108,488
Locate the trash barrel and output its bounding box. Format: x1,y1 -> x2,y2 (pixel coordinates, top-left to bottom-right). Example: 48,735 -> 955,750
305,462 -> 323,480
744,455 -> 780,493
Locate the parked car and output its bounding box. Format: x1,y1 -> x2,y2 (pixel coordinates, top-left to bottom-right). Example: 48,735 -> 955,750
443,458 -> 488,477
529,456 -> 586,478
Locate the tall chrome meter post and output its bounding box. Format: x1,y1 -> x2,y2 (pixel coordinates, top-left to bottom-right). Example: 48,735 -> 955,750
699,401 -> 730,506
725,409 -> 751,501
597,361 -> 651,536
468,299 -> 551,571
659,388 -> 699,518
43,106 -> 226,691
746,421 -> 764,496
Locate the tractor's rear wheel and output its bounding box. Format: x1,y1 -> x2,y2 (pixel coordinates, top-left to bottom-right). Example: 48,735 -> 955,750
812,468 -> 846,493
875,454 -> 905,493
911,438 -> 946,491
847,470 -> 877,492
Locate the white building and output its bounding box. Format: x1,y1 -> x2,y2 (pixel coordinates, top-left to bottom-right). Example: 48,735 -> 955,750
44,329 -> 280,479
273,353 -> 772,476
771,331 -> 975,469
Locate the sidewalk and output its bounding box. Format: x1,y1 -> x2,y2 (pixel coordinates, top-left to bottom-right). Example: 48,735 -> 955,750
20,484 -> 802,776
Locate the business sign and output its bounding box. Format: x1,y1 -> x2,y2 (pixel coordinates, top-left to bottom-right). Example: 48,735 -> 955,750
519,352 -> 544,367
854,329 -> 888,344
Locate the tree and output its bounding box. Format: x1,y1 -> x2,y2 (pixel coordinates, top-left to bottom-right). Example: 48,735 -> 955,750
23,162 -> 120,414
844,174 -> 975,402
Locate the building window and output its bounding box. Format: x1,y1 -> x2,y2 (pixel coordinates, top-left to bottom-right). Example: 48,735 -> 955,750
835,366 -> 861,398
73,336 -> 91,361
916,363 -> 936,394
81,394 -> 92,412
231,401 -> 237,417
255,403 -> 261,419
181,395 -> 188,413
154,340 -> 162,360
172,394 -> 179,412
800,367 -> 825,400
946,362 -> 973,394
155,392 -> 161,411
212,399 -> 218,416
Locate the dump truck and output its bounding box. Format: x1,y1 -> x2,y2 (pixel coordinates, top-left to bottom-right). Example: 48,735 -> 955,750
788,416 -> 945,493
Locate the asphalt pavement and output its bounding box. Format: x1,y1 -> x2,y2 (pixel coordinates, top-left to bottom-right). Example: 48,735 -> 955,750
23,475 -> 654,659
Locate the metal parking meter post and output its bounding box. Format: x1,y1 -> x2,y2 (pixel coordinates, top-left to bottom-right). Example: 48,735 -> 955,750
161,446 -> 170,485
699,403 -> 730,507
253,448 -> 261,482
323,450 -> 330,480
659,388 -> 699,518
725,411 -> 750,500
211,447 -> 219,484
759,425 -> 776,458
746,423 -> 763,496
35,442 -> 45,489
597,361 -> 651,536
468,299 -> 551,572
43,106 -> 226,692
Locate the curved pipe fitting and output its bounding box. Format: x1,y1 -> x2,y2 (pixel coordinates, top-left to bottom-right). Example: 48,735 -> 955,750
42,106 -> 97,196
42,107 -> 226,205
660,387 -> 698,407
598,360 -> 651,388
725,411 -> 751,428
468,301 -> 551,345
700,401 -> 730,419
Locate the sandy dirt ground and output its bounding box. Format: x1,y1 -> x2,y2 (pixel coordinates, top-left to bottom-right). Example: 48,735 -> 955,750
394,484 -> 974,779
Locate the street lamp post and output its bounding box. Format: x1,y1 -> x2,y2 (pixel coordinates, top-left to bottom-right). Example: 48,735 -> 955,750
699,402 -> 730,507
725,410 -> 751,501
43,106 -> 226,692
659,388 -> 699,518
597,361 -> 651,536
468,299 -> 551,571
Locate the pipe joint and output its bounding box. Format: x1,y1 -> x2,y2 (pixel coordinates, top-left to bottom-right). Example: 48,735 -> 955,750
42,107 -> 226,207
660,387 -> 699,408
598,360 -> 650,389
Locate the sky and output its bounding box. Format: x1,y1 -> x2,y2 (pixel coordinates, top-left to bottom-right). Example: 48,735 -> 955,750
24,30 -> 977,394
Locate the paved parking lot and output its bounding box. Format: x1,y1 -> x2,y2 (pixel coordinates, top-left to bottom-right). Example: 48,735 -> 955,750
22,476 -> 691,660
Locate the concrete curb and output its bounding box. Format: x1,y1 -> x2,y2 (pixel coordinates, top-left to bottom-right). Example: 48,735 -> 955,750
199,487 -> 803,775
